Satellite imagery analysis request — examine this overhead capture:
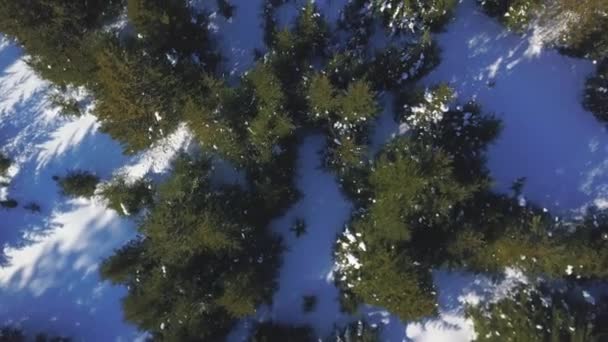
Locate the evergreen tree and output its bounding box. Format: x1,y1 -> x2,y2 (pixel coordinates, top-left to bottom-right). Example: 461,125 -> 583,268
127,0 -> 219,70
242,63 -> 295,164
437,182 -> 608,279
368,40 -> 441,90
100,177 -> 154,216
550,0 -> 608,59
100,155 -> 283,340
335,234 -> 437,321
307,73 -> 337,122
0,0 -> 123,87
468,285 -> 608,341
56,170 -> 99,198
333,90 -> 505,321
93,37 -> 183,153
478,0 -> 542,32
305,72 -> 378,170
369,0 -> 457,33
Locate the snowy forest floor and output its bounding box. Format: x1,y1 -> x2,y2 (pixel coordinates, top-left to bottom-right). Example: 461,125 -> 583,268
0,0 -> 605,341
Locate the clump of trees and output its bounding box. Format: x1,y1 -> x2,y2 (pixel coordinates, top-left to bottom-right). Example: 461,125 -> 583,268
333,77 -> 608,332
368,0 -> 457,33
0,0 -> 123,87
100,177 -> 154,216
55,170 -> 99,198
100,155 -> 284,340
478,0 -> 542,32
305,72 -> 378,170
9,0 -> 608,339
467,284 -> 608,341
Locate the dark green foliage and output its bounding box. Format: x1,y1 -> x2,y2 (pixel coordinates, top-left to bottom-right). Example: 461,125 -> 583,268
449,202 -> 608,279
100,155 -> 283,340
333,89 -> 506,321
584,59 -> 608,122
336,241 -> 437,320
368,38 -> 441,90
101,178 -> 154,216
332,139 -> 477,321
242,63 -> 295,164
0,0 -> 123,87
468,285 -> 608,341
307,74 -> 377,125
0,0 -> 221,154
548,0 -> 608,60
370,0 -> 457,33
49,91 -> 83,117
479,0 -> 608,58
398,85 -> 501,185
292,3 -> 329,58
0,153 -> 10,175
127,0 -> 219,69
94,37 -> 186,153
250,322 -> 315,342
356,137 -> 479,244
478,0 -> 542,31
184,95 -> 245,164
56,171 -> 99,198
305,72 -> 378,170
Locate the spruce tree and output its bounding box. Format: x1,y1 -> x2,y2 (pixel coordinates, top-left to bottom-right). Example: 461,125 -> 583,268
0,0 -> 123,87
468,285 -> 607,341
100,178 -> 154,216
94,37 -> 183,153
56,170 -> 99,198
100,155 -> 283,340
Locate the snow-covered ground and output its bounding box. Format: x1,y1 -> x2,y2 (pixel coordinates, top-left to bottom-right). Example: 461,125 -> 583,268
424,0 -> 602,215
268,135 -> 352,335
0,38 -> 189,340
199,0 -> 266,77
1,0 -> 607,341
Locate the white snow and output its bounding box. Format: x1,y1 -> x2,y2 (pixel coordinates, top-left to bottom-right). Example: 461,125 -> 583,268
359,267 -> 528,342
267,135 -> 352,336
423,0 -> 603,214
0,38 -> 177,340
195,0 -> 266,77
3,0 -> 608,340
